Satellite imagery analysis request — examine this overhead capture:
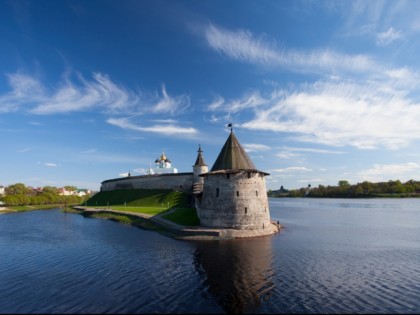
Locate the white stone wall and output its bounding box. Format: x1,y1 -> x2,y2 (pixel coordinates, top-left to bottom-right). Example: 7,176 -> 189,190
197,171 -> 271,230
101,173 -> 194,193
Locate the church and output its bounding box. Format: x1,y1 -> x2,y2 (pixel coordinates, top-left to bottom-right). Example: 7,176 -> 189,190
100,129 -> 276,232
147,152 -> 178,175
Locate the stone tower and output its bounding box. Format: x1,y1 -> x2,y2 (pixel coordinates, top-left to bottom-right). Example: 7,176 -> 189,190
195,130 -> 272,230
192,144 -> 208,195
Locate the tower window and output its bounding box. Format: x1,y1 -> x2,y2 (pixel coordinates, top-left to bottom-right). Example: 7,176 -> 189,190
216,188 -> 219,198
248,173 -> 251,179
227,174 -> 230,179
236,191 -> 239,197
245,207 -> 247,214
256,190 -> 258,197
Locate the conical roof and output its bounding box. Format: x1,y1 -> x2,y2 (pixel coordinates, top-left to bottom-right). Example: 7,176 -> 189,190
194,144 -> 207,166
210,131 -> 257,172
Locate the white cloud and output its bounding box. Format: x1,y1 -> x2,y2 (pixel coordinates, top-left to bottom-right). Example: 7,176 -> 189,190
271,166 -> 312,173
276,152 -> 302,159
203,24 -> 420,151
107,117 -> 198,136
17,147 -> 31,153
376,27 -> 403,46
282,147 -> 346,154
204,23 -> 377,74
150,85 -> 190,115
240,80 -> 420,150
0,73 -> 44,113
151,119 -> 178,123
297,178 -> 323,183
243,143 -> 271,152
359,162 -> 419,181
0,72 -> 190,116
44,162 -> 58,167
30,72 -> 139,115
205,24 -> 280,65
206,95 -> 225,111
209,114 -> 221,124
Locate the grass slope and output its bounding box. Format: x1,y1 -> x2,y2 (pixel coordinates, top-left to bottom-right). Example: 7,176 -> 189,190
85,189 -> 190,208
83,189 -> 200,226
162,208 -> 200,226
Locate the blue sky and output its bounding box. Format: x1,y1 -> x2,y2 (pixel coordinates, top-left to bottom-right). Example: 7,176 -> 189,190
1,0 -> 420,191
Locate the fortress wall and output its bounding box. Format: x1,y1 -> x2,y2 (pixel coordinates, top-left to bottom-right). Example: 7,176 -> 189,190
101,173 -> 194,194
197,172 -> 271,230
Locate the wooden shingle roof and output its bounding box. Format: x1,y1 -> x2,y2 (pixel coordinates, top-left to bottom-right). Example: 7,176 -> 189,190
208,131 -> 268,175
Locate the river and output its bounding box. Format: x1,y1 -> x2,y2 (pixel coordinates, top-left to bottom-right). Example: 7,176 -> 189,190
0,198 -> 419,314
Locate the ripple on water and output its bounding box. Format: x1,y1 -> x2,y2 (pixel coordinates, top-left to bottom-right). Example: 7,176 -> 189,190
1,204 -> 420,314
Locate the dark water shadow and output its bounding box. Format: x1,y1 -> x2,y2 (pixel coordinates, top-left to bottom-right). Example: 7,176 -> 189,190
193,236 -> 275,314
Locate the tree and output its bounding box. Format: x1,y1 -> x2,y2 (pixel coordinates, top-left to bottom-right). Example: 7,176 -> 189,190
43,186 -> 59,194
361,181 -> 372,194
5,183 -> 30,195
338,180 -> 350,187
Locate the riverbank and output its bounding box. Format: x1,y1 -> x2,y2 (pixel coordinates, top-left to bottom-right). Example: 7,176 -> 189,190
72,206 -> 281,241
0,204 -> 67,213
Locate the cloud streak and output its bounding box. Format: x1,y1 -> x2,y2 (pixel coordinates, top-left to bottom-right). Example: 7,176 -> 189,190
204,24 -> 378,75
240,80 -> 420,149
243,143 -> 271,152
0,72 -> 190,116
358,162 -> 420,182
202,23 -> 420,150
207,78 -> 420,150
376,27 -> 403,46
106,117 -> 198,136
271,166 -> 313,173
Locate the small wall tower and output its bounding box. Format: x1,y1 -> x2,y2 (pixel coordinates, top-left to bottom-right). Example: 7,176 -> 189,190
192,144 -> 208,195
195,130 -> 271,230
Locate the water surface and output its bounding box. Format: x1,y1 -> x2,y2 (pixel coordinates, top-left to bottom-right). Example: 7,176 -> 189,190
1,198 -> 419,313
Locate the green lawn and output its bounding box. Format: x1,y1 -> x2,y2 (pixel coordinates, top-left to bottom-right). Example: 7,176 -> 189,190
85,189 -> 190,208
106,206 -> 169,215
82,205 -> 200,226
162,207 -> 200,226
81,189 -> 199,227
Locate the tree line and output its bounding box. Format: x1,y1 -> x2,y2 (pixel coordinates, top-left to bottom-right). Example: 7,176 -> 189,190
0,183 -> 91,206
268,180 -> 420,198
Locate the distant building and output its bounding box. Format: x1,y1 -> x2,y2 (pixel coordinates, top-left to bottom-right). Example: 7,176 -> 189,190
58,188 -> 73,196
0,185 -> 5,196
58,188 -> 91,197
147,152 -> 178,175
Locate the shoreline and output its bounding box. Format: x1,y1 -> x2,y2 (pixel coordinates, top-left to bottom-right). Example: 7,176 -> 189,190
72,206 -> 282,241
0,204 -> 65,213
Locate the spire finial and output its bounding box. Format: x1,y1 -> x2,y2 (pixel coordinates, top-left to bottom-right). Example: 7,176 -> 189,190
227,123 -> 233,132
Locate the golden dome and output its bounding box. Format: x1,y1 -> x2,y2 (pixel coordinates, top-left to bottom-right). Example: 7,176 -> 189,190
160,152 -> 167,161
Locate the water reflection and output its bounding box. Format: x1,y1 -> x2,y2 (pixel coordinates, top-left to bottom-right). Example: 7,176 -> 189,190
193,236 -> 275,314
